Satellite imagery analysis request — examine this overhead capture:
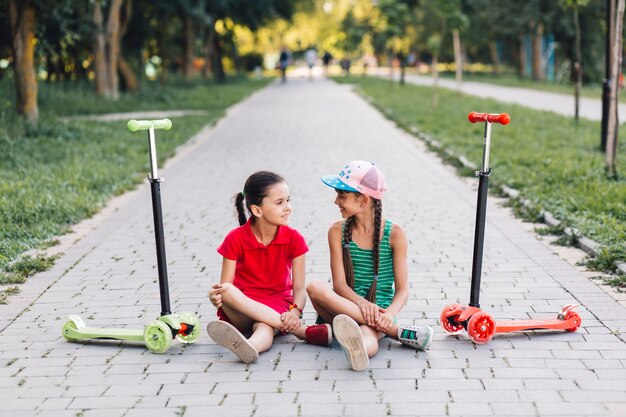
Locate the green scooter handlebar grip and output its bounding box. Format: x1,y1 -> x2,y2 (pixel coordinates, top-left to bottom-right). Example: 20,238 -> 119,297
127,118 -> 172,132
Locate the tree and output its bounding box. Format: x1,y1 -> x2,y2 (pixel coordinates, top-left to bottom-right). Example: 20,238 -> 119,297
8,0 -> 38,122
561,0 -> 592,123
606,0 -> 624,177
92,0 -> 127,99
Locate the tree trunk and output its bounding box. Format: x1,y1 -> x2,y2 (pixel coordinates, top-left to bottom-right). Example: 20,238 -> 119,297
210,24 -> 225,83
118,57 -> 139,91
9,0 -> 38,122
93,0 -> 108,96
202,25 -> 214,78
489,40 -> 500,75
117,0 -> 137,91
453,29 -> 462,92
183,14 -> 195,79
105,0 -> 124,100
606,0 -> 625,177
573,6 -> 582,123
92,0 -> 124,99
518,36 -> 526,77
532,22 -> 544,81
431,54 -> 439,107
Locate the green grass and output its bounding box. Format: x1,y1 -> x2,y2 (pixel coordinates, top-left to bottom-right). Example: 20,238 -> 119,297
0,75 -> 270,275
335,75 -> 626,274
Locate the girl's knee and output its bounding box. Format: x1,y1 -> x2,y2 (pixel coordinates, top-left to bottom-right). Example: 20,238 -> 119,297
219,282 -> 240,304
306,280 -> 328,301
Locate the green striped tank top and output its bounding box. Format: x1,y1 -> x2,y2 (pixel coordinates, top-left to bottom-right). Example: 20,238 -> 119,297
343,219 -> 395,309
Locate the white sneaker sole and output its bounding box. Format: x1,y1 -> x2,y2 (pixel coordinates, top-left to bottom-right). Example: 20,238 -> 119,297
333,314 -> 369,371
207,320 -> 258,364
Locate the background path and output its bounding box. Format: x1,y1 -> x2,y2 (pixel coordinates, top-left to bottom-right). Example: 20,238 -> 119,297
368,68 -> 626,122
1,78 -> 625,417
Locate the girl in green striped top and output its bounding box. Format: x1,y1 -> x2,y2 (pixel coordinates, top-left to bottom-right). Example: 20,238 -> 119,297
307,161 -> 433,371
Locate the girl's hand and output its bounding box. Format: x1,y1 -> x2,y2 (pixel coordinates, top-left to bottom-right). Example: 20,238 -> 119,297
373,308 -> 394,333
279,310 -> 301,332
208,283 -> 225,308
358,300 -> 380,327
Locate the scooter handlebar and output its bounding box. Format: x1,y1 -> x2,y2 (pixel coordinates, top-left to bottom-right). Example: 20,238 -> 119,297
468,112 -> 510,125
127,119 -> 172,132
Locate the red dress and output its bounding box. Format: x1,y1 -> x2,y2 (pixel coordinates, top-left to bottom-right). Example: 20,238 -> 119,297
216,219 -> 309,321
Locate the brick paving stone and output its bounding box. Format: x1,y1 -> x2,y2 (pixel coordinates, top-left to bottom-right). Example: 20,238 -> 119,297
0,78 -> 624,416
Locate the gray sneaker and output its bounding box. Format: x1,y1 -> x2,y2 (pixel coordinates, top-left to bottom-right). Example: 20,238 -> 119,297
207,320 -> 259,364
397,325 -> 433,350
333,314 -> 369,371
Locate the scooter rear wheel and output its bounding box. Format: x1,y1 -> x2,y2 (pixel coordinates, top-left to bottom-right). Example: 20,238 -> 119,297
467,311 -> 496,344
62,316 -> 86,342
144,320 -> 173,354
440,304 -> 465,334
175,312 -> 201,343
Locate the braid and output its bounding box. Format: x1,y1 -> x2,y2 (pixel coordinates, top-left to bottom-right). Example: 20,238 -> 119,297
234,192 -> 247,226
365,198 -> 382,303
342,216 -> 355,289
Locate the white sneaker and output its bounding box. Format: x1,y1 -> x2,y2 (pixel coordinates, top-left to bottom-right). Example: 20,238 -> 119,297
207,320 -> 258,364
397,325 -> 433,350
333,314 -> 369,371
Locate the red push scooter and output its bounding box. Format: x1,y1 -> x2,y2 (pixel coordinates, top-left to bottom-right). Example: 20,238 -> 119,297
440,112 -> 582,344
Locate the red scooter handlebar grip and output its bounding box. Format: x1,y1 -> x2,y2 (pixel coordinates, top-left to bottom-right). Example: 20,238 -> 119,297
468,112 -> 511,125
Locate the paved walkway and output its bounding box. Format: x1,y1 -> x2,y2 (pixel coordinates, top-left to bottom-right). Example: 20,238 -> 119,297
1,78 -> 626,417
371,69 -> 626,122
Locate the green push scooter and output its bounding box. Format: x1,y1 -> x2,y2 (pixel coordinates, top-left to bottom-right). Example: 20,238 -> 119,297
62,119 -> 201,353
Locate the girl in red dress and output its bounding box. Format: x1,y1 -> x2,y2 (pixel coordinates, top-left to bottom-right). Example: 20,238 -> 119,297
207,171 -> 332,364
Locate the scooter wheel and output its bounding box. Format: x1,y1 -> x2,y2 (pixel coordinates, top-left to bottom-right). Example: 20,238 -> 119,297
62,316 -> 86,342
175,312 -> 201,344
564,311 -> 582,332
440,304 -> 465,334
144,320 -> 173,354
467,311 -> 495,344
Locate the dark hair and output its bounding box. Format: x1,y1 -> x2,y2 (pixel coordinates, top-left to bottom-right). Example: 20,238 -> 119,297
341,193 -> 383,304
234,171 -> 285,226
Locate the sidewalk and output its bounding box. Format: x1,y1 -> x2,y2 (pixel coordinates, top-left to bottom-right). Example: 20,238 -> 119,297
1,77 -> 625,417
372,68 -> 626,122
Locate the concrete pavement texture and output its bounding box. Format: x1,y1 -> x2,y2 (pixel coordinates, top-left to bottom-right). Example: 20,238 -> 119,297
1,78 -> 626,417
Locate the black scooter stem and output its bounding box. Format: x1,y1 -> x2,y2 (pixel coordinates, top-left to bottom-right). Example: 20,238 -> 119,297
469,171 -> 490,308
150,179 -> 172,316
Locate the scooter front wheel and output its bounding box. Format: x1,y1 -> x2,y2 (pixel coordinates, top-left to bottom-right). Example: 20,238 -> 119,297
144,320 -> 173,353
467,311 -> 496,344
440,304 -> 465,334
564,311 -> 582,332
175,312 -> 201,344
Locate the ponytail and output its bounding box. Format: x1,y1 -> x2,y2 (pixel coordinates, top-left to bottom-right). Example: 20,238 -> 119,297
234,192 -> 247,226
364,198 -> 382,303
342,216 -> 355,289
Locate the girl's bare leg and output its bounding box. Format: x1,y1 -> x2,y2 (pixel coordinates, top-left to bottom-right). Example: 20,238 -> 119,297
360,325 -> 381,357
248,322 -> 276,353
218,283 -> 308,340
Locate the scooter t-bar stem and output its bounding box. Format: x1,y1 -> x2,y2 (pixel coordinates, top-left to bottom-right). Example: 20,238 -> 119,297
466,112 -> 510,308
127,119 -> 173,317
468,112 -> 510,125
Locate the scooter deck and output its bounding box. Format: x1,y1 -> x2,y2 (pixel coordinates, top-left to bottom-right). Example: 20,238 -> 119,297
64,326 -> 145,342
495,318 -> 577,333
